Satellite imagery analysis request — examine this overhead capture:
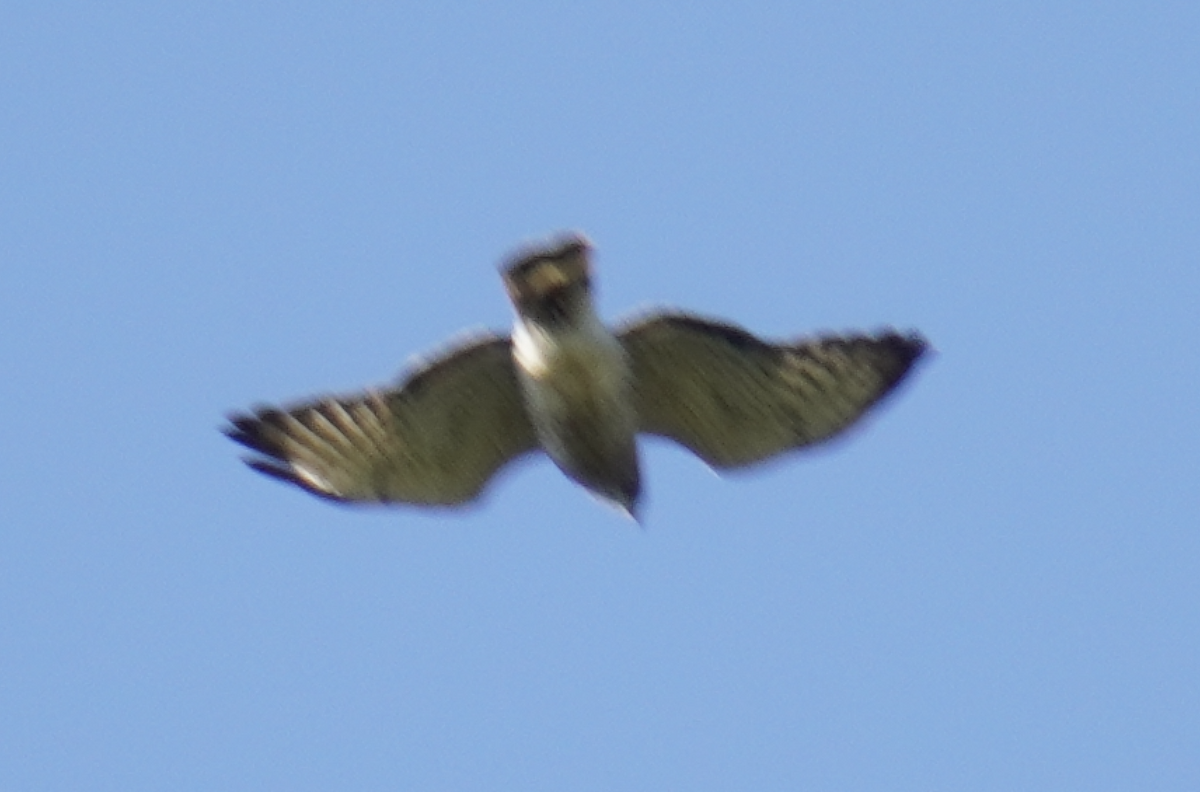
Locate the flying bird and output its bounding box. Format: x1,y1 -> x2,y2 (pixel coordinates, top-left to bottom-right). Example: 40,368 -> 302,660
225,234 -> 927,518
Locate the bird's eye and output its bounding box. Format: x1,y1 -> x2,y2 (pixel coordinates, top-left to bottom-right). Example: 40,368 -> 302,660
544,295 -> 569,322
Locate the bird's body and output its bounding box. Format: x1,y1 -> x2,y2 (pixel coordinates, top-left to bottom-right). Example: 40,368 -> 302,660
505,240 -> 641,515
226,233 -> 928,518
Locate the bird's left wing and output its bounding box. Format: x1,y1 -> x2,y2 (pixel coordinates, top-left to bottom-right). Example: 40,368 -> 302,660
619,313 -> 927,469
225,336 -> 539,506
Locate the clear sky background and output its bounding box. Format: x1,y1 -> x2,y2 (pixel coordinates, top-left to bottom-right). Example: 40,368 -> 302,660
2,3 -> 1197,790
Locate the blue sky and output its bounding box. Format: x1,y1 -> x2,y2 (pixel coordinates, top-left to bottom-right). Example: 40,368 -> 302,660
2,2 -> 1197,789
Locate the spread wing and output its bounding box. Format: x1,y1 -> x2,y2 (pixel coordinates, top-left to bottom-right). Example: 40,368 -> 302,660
619,313 -> 927,469
225,336 -> 539,506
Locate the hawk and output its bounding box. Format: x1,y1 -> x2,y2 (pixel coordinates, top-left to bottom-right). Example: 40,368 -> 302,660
225,234 -> 927,519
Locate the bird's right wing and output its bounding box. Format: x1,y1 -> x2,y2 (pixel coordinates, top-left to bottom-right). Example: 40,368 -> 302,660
225,336 -> 539,506
619,313 -> 927,469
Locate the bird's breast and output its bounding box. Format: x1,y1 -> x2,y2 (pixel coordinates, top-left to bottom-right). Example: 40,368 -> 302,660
512,321 -> 629,417
511,318 -> 637,477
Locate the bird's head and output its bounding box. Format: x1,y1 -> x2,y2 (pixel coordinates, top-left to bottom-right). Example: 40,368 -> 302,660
500,233 -> 594,328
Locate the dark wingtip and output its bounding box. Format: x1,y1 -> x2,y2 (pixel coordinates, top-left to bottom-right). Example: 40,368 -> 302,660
224,408 -> 345,501
222,408 -> 284,456
244,457 -> 300,486
222,414 -> 255,449
242,458 -> 349,503
869,330 -> 932,400
883,330 -> 931,368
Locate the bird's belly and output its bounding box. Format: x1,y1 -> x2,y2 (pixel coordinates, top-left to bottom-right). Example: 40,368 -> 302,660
524,343 -> 632,444
518,339 -> 638,496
